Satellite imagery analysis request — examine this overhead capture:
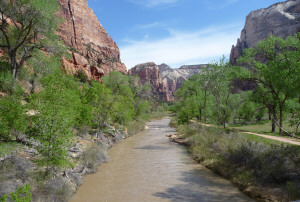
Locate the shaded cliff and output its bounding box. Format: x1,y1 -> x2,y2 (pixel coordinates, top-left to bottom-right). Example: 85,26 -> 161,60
57,0 -> 126,81
230,0 -> 300,65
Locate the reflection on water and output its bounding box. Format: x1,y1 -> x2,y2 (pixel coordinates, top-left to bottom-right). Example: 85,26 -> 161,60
71,118 -> 253,202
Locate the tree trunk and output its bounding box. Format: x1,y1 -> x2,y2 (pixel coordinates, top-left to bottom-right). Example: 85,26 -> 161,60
271,111 -> 278,133
279,107 -> 283,135
198,108 -> 202,121
204,89 -> 207,123
30,73 -> 37,94
10,55 -> 17,78
296,122 -> 300,134
268,110 -> 272,120
271,118 -> 276,133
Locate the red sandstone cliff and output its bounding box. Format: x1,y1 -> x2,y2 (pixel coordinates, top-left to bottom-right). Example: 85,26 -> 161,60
57,0 -> 126,81
230,0 -> 300,65
129,63 -> 174,102
158,64 -> 205,91
129,63 -> 205,102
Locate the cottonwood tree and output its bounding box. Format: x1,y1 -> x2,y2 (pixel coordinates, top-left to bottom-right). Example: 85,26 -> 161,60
103,72 -> 135,124
206,57 -> 240,128
175,73 -> 210,123
128,75 -> 152,117
30,70 -> 82,169
0,0 -> 60,80
84,81 -> 116,129
237,35 -> 300,135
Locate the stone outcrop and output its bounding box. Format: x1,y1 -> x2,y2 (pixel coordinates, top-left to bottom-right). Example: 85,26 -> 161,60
129,63 -> 206,101
57,0 -> 126,80
129,62 -> 173,101
230,0 -> 300,64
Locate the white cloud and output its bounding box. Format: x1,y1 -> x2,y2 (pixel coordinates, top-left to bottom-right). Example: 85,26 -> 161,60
120,24 -> 242,69
135,22 -> 165,30
128,0 -> 178,8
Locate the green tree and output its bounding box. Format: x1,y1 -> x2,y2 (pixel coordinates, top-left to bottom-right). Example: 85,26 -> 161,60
0,0 -> 61,80
237,35 -> 300,135
176,73 -> 210,122
0,92 -> 27,141
30,70 -> 81,169
103,72 -> 135,124
128,75 -> 152,117
235,92 -> 257,124
84,81 -> 115,129
206,57 -> 239,128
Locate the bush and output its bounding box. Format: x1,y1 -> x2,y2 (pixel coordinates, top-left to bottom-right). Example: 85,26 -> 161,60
0,184 -> 32,202
78,143 -> 108,173
179,124 -> 300,189
127,119 -> 146,136
0,95 -> 27,141
75,70 -> 88,83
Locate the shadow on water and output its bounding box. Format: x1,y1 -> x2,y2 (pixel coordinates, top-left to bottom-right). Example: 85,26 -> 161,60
153,169 -> 252,202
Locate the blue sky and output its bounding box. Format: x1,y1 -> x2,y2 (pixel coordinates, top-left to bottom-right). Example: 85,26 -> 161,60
88,0 -> 282,69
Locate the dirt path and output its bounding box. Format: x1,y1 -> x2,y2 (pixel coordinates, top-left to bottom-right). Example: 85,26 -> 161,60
190,120 -> 300,146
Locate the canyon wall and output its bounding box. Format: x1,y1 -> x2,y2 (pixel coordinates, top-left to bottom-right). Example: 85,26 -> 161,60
158,64 -> 205,92
129,63 -> 205,101
57,0 -> 127,81
230,0 -> 300,65
129,62 -> 173,101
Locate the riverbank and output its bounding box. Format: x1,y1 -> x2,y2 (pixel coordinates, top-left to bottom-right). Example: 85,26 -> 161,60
0,113 -> 167,201
168,119 -> 300,201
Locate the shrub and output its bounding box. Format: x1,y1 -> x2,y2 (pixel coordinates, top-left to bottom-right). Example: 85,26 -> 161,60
78,143 -> 108,173
179,123 -> 300,188
75,70 -> 88,83
127,119 -> 146,136
0,184 -> 32,202
0,95 -> 27,141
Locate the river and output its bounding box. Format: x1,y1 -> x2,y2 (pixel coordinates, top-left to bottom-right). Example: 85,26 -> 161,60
71,117 -> 253,202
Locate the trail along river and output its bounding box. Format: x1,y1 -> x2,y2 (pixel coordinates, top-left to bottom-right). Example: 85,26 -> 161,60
71,117 -> 253,202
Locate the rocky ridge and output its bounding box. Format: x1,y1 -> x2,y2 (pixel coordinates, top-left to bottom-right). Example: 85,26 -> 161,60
57,0 -> 127,81
158,64 -> 205,92
129,63 -> 205,101
230,0 -> 300,64
129,62 -> 173,101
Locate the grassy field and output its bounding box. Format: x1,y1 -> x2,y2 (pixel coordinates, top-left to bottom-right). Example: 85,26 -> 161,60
230,120 -> 300,142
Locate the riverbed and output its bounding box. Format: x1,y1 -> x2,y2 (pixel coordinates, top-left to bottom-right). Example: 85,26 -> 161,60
71,117 -> 253,202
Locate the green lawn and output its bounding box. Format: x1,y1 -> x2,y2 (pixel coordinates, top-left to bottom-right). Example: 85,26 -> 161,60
231,120 -> 300,142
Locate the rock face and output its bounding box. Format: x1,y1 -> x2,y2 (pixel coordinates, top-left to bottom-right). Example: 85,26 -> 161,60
159,64 -> 205,91
57,0 -> 126,80
230,0 -> 300,64
129,63 -> 205,101
129,62 -> 173,101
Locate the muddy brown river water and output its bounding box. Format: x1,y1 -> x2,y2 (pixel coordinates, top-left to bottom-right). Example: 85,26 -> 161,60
71,118 -> 253,202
